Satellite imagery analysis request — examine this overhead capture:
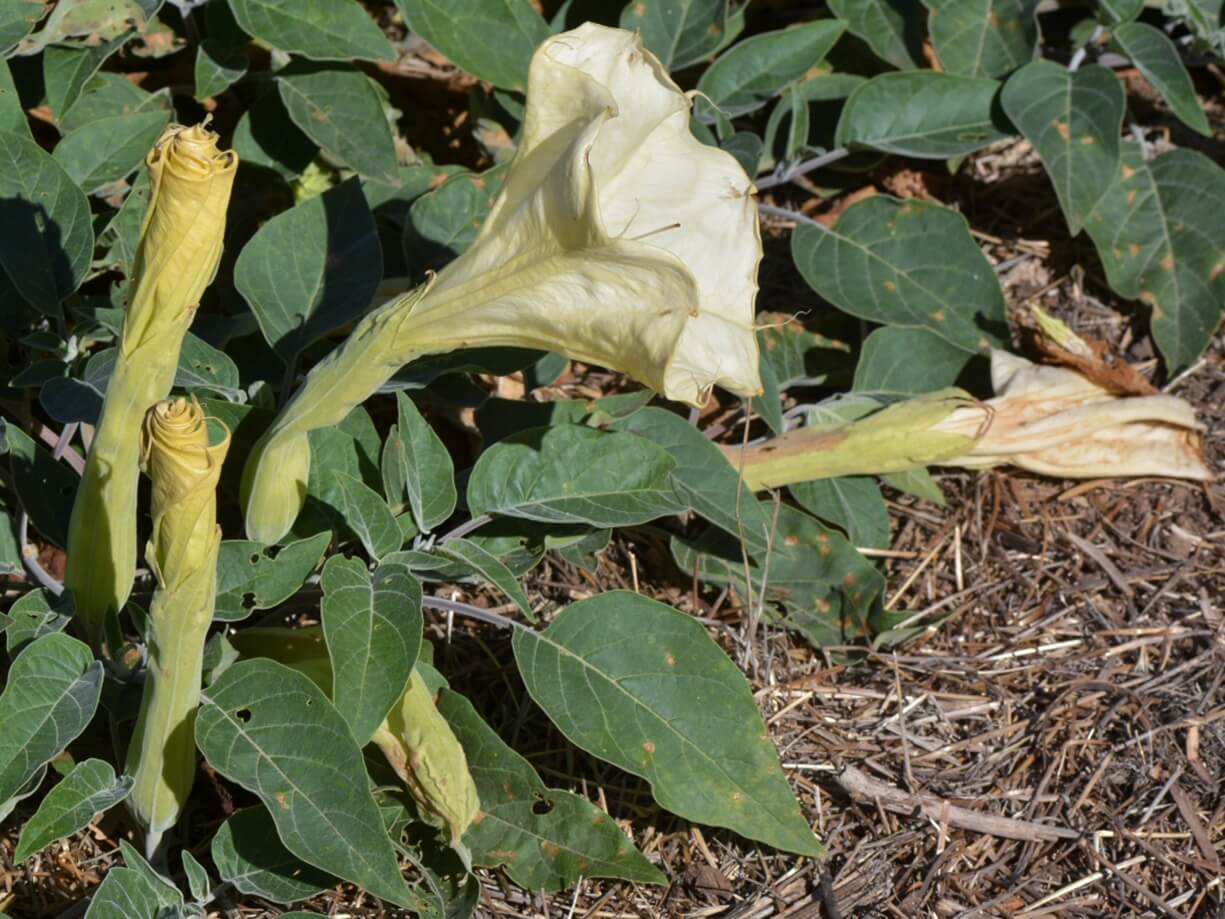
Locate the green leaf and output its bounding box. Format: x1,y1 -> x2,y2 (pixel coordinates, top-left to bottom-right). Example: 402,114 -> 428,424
99,167 -> 150,275
1097,0 -> 1143,24
792,196 -> 1006,353
197,659 -> 413,907
4,421 -> 77,548
1000,61 -> 1124,235
393,0 -> 550,91
321,555 -> 423,745
295,416 -> 383,540
336,472 -> 403,560
215,531 -> 332,622
619,0 -> 729,70
853,326 -> 972,394
697,20 -> 845,119
467,425 -> 684,528
827,0 -> 924,69
0,130 -> 94,315
922,0 -> 1039,78
404,169 -> 503,276
227,0 -> 395,62
84,840 -> 184,919
1112,22 -> 1210,136
0,506 -> 20,576
0,633 -> 102,808
4,587 -> 72,658
231,89 -> 317,180
196,40 -> 249,100
235,177 -> 382,361
212,806 -> 336,904
673,502 -> 885,647
439,688 -> 664,889
14,760 -> 132,862
612,406 -> 770,555
0,0 -> 43,54
0,59 -> 29,139
513,592 -> 822,856
277,62 -> 399,185
757,315 -> 849,388
59,73 -> 169,134
53,108 -> 169,193
176,332 -> 241,397
43,36 -> 130,121
1084,145 -> 1225,372
836,71 -> 1011,158
435,537 -> 532,618
382,392 -> 456,533
790,477 -> 890,549
883,467 -> 946,506
181,850 -> 210,903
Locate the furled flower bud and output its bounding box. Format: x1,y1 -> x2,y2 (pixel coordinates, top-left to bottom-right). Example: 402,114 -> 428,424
242,23 -> 762,544
66,123 -> 237,641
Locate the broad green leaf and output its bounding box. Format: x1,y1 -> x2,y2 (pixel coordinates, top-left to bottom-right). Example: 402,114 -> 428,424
852,326 -> 972,394
467,425 -> 684,528
404,168 -> 503,276
1098,0 -> 1143,22
43,37 -> 130,121
59,73 -> 169,135
612,406 -> 770,555
196,40 -> 249,100
215,531 -> 332,622
439,688 -> 664,889
295,415 -> 383,540
0,0 -> 43,54
1112,22 -> 1210,136
883,467 -> 946,506
176,332 -> 241,397
619,0 -> 729,70
235,177 -> 381,361
4,587 -> 72,657
513,592 -> 822,856
336,472 -> 402,560
552,528 -> 611,573
84,840 -> 184,919
720,130 -> 763,176
321,555 -> 423,744
196,659 -> 413,907
3,421 -> 77,548
434,537 -> 532,618
227,0 -> 395,62
836,71 -> 1011,158
14,760 -> 133,862
0,633 -> 102,807
922,0 -> 1039,78
53,108 -> 169,193
231,89 -> 317,179
212,806 -> 336,904
790,477 -> 890,549
0,130 -> 94,315
382,392 -> 456,533
697,20 -> 845,119
1000,61 -> 1124,235
0,59 -> 29,138
827,0 -> 924,69
277,62 -> 399,185
757,314 -> 849,388
792,196 -> 1006,353
393,0 -> 549,91
182,851 -> 210,903
1085,145 -> 1225,372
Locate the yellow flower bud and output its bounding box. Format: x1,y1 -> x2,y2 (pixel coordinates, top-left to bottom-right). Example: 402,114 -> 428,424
66,123 -> 237,640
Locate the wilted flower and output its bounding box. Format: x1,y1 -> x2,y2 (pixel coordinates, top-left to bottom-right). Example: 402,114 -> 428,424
66,123 -> 237,639
242,23 -> 762,544
127,398 -> 230,845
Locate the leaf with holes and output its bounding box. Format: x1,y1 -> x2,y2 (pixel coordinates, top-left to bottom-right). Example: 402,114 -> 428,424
513,592 -> 822,856
828,0 -> 924,69
1000,61 -> 1124,235
1111,22 -> 1210,136
14,760 -> 133,862
4,587 -> 73,658
1084,145 -> 1225,372
922,0 -> 1040,78
439,688 -> 664,889
321,555 -> 423,745
792,196 -> 1006,353
228,0 -> 394,62
836,71 -> 1012,158
214,532 -> 332,623
196,659 -> 413,907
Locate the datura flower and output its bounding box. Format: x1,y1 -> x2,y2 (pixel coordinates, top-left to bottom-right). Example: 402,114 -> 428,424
241,23 -> 762,544
126,398 -> 230,851
66,123 -> 237,640
732,351 -> 1212,489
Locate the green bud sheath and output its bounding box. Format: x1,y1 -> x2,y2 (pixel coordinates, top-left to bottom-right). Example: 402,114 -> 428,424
66,124 -> 237,641
126,398 -> 230,845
